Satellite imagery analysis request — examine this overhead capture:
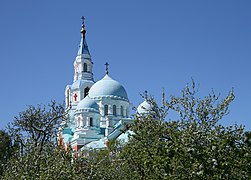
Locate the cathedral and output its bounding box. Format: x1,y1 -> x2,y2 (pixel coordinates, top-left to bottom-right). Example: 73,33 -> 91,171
59,17 -> 143,152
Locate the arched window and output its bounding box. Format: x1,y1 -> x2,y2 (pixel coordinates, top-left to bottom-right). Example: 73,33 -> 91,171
84,87 -> 89,97
83,63 -> 87,72
104,105 -> 108,116
78,117 -> 81,128
121,106 -> 124,117
113,105 -> 117,116
66,89 -> 70,107
75,119 -> 78,127
90,117 -> 93,127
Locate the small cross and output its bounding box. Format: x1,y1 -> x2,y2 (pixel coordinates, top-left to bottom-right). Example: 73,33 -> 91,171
105,62 -> 109,74
81,16 -> 85,25
74,93 -> 78,101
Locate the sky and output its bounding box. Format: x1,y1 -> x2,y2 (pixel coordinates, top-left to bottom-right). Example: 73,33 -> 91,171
0,0 -> 251,130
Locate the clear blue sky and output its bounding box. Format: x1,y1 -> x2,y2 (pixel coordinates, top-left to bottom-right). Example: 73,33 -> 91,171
0,1 -> 251,130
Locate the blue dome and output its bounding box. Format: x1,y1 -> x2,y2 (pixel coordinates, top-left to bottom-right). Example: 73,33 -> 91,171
89,75 -> 128,100
137,100 -> 151,114
76,96 -> 99,111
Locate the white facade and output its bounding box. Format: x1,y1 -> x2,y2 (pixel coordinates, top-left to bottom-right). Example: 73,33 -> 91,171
60,18 -> 132,151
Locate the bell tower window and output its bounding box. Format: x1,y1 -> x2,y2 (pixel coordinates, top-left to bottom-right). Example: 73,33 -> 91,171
83,63 -> 87,72
84,87 -> 89,97
90,117 -> 93,127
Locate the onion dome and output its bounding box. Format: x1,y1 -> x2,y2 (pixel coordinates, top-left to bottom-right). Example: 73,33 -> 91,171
88,74 -> 129,101
137,100 -> 152,114
76,96 -> 99,112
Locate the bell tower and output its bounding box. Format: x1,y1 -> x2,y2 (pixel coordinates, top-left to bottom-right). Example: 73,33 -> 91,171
73,16 -> 94,82
65,17 -> 95,110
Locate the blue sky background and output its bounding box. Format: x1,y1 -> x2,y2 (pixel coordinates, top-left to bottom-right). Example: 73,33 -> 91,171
0,1 -> 251,130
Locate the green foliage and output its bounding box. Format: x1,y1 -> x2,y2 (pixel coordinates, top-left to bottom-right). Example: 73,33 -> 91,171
2,146 -> 75,179
0,130 -> 17,177
1,83 -> 251,179
1,101 -> 67,179
1,101 -> 131,179
120,82 -> 251,179
8,101 -> 65,154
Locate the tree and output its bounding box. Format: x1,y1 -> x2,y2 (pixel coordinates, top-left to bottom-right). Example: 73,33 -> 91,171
1,101 -> 129,179
2,146 -> 76,179
0,129 -> 16,177
2,83 -> 251,179
120,82 -> 251,179
2,101 -> 68,179
8,101 -> 65,154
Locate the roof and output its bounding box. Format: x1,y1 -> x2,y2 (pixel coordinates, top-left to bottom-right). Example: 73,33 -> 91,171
81,139 -> 106,150
77,37 -> 90,55
88,74 -> 129,101
117,130 -> 134,143
137,100 -> 152,114
71,79 -> 94,90
76,96 -> 99,112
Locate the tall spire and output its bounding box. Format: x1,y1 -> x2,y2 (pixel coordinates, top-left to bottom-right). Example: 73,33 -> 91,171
77,16 -> 90,56
74,16 -> 94,82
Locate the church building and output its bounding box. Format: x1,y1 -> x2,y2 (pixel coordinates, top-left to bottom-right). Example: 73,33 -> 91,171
59,17 -> 135,152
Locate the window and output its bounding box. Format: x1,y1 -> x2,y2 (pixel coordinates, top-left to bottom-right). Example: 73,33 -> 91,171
113,105 -> 117,116
104,105 -> 108,115
84,87 -> 89,97
66,89 -> 70,106
90,117 -> 93,127
83,63 -> 87,72
121,106 -> 124,117
75,119 -> 78,127
100,128 -> 105,135
78,117 -> 81,128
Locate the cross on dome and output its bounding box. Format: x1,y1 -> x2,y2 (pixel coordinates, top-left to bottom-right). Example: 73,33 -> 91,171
81,16 -> 85,25
105,62 -> 109,75
81,16 -> 86,38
